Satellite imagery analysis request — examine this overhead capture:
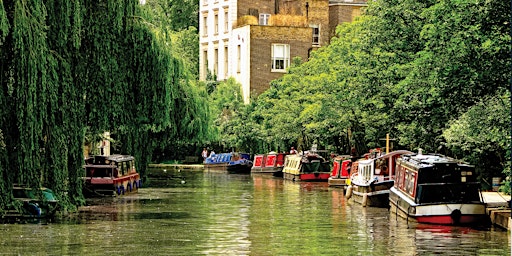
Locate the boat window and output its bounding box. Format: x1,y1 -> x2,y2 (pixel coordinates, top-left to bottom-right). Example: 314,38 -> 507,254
406,172 -> 416,196
395,166 -> 402,187
125,161 -> 130,173
404,171 -> 412,194
121,162 -> 126,175
400,167 -> 408,190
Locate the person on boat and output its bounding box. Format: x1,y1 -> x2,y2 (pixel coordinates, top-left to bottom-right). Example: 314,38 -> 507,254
290,147 -> 298,154
201,148 -> 208,162
209,149 -> 216,157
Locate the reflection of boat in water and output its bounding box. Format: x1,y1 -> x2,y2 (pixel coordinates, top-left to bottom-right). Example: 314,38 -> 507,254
83,154 -> 141,197
205,152 -> 253,174
327,155 -> 351,187
2,185 -> 59,220
251,153 -> 286,176
389,152 -> 488,225
282,153 -> 330,181
346,149 -> 412,207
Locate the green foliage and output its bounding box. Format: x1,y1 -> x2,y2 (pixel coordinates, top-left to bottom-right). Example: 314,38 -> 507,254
141,0 -> 198,31
0,1 -> 9,46
235,0 -> 510,193
442,90 -> 510,189
0,0 -> 208,213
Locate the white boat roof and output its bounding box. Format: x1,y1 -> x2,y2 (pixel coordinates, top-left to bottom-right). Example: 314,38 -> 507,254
360,150 -> 413,164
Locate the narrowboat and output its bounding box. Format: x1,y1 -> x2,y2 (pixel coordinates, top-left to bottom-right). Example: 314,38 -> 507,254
389,152 -> 488,225
83,154 -> 141,197
251,152 -> 287,176
204,152 -> 253,174
346,149 -> 412,207
2,185 -> 59,220
282,153 -> 331,181
327,155 -> 352,187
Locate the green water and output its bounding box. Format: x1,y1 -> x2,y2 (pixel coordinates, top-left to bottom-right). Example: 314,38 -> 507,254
0,170 -> 509,255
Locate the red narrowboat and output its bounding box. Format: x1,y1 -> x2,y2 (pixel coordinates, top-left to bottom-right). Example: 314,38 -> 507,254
83,154 -> 141,197
327,156 -> 352,187
389,152 -> 488,225
251,152 -> 286,176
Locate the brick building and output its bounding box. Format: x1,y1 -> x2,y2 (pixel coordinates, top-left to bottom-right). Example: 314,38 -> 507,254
199,0 -> 367,103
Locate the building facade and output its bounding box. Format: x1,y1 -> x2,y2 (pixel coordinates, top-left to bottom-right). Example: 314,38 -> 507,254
199,0 -> 367,103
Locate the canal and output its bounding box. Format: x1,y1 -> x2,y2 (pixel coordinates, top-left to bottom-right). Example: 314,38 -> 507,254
1,170 -> 510,255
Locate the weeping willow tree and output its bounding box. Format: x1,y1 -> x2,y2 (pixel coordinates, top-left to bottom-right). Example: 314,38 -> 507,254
0,0 -> 205,213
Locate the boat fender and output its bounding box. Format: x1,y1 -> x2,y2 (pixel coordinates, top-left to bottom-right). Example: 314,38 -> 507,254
133,181 -> 137,189
120,185 -> 125,195
116,186 -> 122,195
127,182 -> 132,192
450,209 -> 462,224
362,194 -> 368,207
345,185 -> 353,199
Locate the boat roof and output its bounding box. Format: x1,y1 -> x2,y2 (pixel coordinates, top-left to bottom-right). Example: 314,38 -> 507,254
84,164 -> 117,168
358,150 -> 413,165
400,153 -> 472,168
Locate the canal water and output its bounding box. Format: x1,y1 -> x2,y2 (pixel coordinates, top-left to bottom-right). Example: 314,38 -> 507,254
1,170 -> 510,255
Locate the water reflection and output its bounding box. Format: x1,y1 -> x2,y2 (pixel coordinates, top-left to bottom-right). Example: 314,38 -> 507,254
0,170 -> 509,256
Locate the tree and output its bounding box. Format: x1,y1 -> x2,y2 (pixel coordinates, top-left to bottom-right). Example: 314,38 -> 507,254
0,0 -> 207,213
443,90 -> 510,191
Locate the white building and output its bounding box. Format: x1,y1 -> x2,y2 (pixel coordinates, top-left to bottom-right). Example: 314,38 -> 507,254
199,0 -> 367,104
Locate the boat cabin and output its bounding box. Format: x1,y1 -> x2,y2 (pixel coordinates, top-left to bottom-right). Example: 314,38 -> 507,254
252,153 -> 287,173
394,154 -> 481,204
85,155 -> 137,178
83,154 -> 140,196
205,152 -> 250,164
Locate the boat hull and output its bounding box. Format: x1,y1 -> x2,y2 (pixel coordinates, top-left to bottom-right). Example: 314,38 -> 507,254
204,163 -> 229,171
251,166 -> 284,175
348,180 -> 394,207
83,173 -> 141,197
283,172 -> 330,181
227,163 -> 252,174
327,177 -> 349,187
389,187 -> 488,225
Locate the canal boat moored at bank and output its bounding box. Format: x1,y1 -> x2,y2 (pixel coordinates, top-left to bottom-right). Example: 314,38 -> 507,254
251,152 -> 286,176
282,153 -> 331,181
83,154 -> 141,197
205,152 -> 252,174
346,149 -> 412,207
327,155 -> 351,187
2,185 -> 59,220
389,152 -> 488,225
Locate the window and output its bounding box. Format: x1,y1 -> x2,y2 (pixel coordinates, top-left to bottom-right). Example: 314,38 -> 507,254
203,15 -> 208,36
202,50 -> 208,79
214,48 -> 219,77
224,10 -> 229,32
224,46 -> 228,78
259,13 -> 270,25
311,25 -> 320,45
237,45 -> 241,73
214,14 -> 219,34
271,44 -> 290,72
